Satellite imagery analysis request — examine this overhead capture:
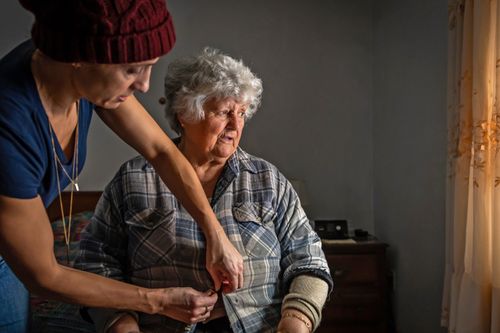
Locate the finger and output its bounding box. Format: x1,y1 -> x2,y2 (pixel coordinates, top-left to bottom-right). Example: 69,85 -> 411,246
210,271 -> 222,291
196,290 -> 217,306
199,311 -> 211,323
206,289 -> 217,296
223,275 -> 236,293
201,304 -> 216,313
204,289 -> 218,302
238,271 -> 244,289
189,308 -> 209,324
226,274 -> 239,292
206,292 -> 218,304
193,306 -> 211,323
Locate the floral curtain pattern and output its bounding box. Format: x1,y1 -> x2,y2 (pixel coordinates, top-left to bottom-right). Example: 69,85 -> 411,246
442,0 -> 500,332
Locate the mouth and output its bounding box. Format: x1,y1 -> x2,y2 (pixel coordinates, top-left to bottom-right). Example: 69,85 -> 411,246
218,133 -> 235,143
117,95 -> 129,102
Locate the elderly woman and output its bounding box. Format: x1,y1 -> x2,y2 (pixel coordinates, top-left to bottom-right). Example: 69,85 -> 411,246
75,48 -> 333,333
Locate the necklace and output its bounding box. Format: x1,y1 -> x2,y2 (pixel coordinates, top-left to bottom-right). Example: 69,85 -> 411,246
48,101 -> 80,264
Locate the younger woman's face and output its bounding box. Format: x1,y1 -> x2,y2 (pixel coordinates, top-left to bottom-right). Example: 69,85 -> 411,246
73,58 -> 159,109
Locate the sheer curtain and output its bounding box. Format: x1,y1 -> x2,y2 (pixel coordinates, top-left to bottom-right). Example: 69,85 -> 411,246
442,0 -> 500,332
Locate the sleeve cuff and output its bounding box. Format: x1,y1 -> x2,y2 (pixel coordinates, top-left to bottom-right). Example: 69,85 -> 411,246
87,308 -> 139,333
282,275 -> 330,331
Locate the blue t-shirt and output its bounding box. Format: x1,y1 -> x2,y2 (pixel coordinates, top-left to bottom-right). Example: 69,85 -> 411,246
0,40 -> 93,207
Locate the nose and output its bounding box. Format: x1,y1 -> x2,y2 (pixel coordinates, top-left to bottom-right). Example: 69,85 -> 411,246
227,112 -> 243,129
132,67 -> 151,93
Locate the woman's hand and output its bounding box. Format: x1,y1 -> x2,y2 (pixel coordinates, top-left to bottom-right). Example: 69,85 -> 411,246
108,313 -> 140,333
155,287 -> 217,324
205,227 -> 244,293
277,309 -> 312,333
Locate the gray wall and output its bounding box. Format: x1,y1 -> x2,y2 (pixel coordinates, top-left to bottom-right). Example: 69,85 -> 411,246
80,0 -> 377,232
0,1 -> 448,332
373,1 -> 448,333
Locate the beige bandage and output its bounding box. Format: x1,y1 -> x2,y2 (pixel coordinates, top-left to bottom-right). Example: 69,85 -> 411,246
281,275 -> 329,332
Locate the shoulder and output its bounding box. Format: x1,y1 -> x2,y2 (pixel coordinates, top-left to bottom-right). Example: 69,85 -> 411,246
0,40 -> 45,153
109,155 -> 154,188
120,155 -> 151,172
234,147 -> 288,186
103,155 -> 150,195
234,147 -> 297,198
235,147 -> 281,175
0,41 -> 39,127
0,40 -> 35,94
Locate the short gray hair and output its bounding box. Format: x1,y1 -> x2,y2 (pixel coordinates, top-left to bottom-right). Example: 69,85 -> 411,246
164,47 -> 263,133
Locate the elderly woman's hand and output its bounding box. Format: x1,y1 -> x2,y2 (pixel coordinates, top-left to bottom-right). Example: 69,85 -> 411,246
205,226 -> 244,293
155,287 -> 217,324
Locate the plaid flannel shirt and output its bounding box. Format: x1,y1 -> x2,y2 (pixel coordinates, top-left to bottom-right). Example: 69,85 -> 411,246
75,147 -> 332,333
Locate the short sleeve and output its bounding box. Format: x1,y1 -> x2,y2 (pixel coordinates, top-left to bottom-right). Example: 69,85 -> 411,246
0,100 -> 47,199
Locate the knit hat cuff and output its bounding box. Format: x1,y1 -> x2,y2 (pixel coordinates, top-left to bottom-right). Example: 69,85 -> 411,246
32,11 -> 175,64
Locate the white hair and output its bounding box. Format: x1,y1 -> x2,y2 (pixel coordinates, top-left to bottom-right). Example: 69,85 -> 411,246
164,47 -> 263,133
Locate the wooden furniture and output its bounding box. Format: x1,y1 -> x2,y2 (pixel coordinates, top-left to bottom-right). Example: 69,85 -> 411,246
317,238 -> 389,333
46,191 -> 102,220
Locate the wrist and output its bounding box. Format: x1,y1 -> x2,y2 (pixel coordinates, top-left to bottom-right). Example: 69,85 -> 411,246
281,309 -> 312,333
141,288 -> 166,315
203,222 -> 225,241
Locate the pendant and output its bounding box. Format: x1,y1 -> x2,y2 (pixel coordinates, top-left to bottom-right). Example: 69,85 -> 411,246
74,182 -> 80,192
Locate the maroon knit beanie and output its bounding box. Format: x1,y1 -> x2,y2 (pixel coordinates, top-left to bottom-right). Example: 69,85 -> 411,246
19,0 -> 176,64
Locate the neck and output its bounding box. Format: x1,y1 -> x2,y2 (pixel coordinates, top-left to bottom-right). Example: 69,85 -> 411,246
179,139 -> 226,170
31,49 -> 79,118
32,50 -> 81,157
178,139 -> 226,194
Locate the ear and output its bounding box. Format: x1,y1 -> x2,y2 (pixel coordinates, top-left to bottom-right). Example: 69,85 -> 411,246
176,114 -> 185,127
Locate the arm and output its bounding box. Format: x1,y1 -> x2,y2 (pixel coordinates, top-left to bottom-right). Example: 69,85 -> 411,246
95,96 -> 242,292
76,181 -> 216,331
278,275 -> 329,332
104,289 -> 216,333
275,177 -> 333,289
277,309 -> 312,333
0,194 -> 217,321
0,195 -> 175,313
89,288 -> 216,333
274,176 -> 333,331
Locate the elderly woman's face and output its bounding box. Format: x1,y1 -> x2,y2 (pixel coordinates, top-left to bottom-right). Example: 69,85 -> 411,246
182,97 -> 247,160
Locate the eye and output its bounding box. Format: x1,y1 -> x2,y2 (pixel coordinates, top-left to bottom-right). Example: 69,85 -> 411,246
215,110 -> 230,117
126,66 -> 143,75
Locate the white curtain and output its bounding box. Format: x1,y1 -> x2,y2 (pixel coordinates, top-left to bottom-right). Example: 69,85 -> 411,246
442,0 -> 500,332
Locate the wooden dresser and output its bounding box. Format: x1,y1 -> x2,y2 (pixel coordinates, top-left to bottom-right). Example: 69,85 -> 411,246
317,238 -> 389,333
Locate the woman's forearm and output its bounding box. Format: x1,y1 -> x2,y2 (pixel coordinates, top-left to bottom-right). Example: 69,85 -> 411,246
148,149 -> 221,235
28,263 -> 162,314
0,195 -> 165,315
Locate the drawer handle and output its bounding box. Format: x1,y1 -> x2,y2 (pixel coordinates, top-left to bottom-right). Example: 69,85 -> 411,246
333,269 -> 347,277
